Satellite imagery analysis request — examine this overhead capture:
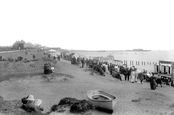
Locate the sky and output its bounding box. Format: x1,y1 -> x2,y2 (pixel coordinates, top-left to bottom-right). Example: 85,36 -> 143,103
0,0 -> 174,50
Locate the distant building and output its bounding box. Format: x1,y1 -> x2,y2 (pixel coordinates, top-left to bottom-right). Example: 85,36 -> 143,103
126,49 -> 151,52
133,49 -> 144,51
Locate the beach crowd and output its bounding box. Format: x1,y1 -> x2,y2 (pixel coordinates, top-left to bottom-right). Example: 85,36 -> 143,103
69,56 -> 173,91
70,56 -> 148,84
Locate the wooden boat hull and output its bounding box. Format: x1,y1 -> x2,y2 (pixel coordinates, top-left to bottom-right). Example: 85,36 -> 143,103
87,90 -> 117,110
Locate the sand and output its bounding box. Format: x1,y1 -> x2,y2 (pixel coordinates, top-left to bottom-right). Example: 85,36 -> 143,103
0,59 -> 174,115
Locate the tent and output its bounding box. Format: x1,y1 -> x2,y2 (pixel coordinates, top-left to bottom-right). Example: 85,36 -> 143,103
48,49 -> 56,52
46,49 -> 62,57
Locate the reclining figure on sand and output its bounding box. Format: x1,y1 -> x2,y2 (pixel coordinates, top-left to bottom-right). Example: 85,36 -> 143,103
21,95 -> 44,113
44,63 -> 54,74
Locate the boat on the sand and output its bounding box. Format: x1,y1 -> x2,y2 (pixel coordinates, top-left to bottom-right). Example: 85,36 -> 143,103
87,90 -> 117,111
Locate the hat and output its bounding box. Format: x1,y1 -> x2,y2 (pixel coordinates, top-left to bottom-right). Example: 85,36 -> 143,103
26,95 -> 35,101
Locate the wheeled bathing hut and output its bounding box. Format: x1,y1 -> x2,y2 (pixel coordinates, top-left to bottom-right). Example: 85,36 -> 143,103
154,60 -> 174,85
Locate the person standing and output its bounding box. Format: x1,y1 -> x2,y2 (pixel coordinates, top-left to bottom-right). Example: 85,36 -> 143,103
105,62 -> 109,74
57,55 -> 60,61
85,58 -> 89,68
138,72 -> 144,84
130,66 -> 136,83
81,58 -> 85,68
150,73 -> 157,90
124,67 -> 129,81
127,68 -> 131,81
77,57 -> 81,67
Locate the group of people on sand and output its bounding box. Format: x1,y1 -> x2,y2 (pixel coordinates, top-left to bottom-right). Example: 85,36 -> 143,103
71,57 -> 108,76
53,55 -> 60,61
110,64 -> 148,84
71,57 -> 148,83
71,56 -> 86,68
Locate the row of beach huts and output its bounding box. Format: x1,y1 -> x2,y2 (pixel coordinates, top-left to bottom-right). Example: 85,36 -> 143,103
58,51 -> 174,80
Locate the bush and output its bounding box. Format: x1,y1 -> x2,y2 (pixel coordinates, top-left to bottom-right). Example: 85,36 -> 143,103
49,97 -> 79,113
49,97 -> 93,114
58,97 -> 79,106
70,100 -> 93,114
17,56 -> 23,61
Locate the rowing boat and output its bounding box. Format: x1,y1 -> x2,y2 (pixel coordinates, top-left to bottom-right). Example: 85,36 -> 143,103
87,90 -> 117,110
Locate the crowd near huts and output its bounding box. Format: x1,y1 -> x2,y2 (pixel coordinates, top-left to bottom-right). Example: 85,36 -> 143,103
66,53 -> 147,81
63,52 -> 173,90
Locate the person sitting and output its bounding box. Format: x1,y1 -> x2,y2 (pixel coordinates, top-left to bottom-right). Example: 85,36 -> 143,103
21,95 -> 44,112
44,63 -> 54,74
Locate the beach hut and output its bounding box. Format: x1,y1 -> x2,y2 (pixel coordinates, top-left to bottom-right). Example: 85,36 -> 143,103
114,60 -> 123,66
158,60 -> 174,86
159,60 -> 173,74
154,64 -> 159,73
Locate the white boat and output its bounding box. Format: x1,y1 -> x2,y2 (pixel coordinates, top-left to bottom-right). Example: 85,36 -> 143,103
87,90 -> 117,111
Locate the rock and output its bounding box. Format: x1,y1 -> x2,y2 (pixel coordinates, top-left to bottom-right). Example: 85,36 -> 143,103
49,97 -> 93,115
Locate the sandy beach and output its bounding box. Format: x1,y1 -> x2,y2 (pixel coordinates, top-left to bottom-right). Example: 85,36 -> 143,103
0,57 -> 174,115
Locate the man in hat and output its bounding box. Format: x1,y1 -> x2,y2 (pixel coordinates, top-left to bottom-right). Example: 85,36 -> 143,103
21,95 -> 43,112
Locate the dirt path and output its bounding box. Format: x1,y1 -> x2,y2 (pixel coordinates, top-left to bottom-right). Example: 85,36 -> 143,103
0,60 -> 174,115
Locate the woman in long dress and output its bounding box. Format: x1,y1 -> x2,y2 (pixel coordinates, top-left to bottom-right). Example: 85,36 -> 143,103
130,66 -> 137,83
131,71 -> 136,83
